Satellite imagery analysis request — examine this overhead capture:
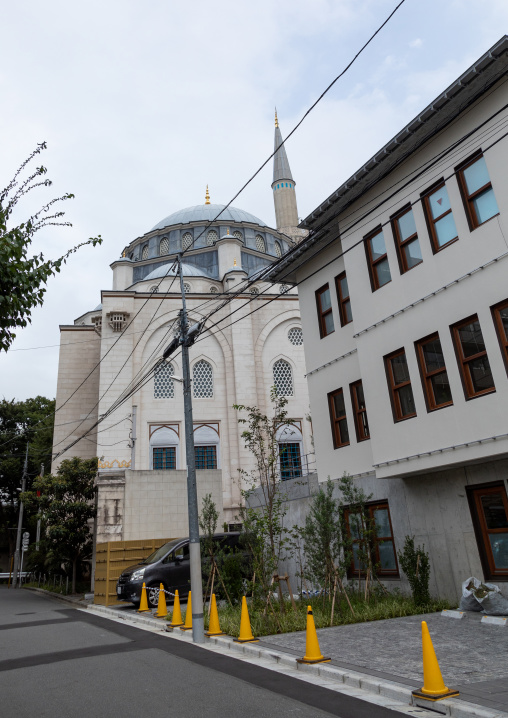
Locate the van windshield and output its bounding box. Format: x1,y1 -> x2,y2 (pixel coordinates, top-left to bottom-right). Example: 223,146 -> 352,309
141,539 -> 183,565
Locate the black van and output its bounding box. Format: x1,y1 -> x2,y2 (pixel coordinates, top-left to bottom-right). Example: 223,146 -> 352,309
116,532 -> 243,608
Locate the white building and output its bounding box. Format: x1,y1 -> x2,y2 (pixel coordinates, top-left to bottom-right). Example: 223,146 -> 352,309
51,119 -> 312,544
267,37 -> 508,600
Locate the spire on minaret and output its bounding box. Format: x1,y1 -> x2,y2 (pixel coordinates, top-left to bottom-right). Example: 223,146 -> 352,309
272,111 -> 300,237
205,185 -> 210,204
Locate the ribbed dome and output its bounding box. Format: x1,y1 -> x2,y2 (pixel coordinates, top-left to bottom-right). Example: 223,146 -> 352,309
142,263 -> 212,281
151,204 -> 267,231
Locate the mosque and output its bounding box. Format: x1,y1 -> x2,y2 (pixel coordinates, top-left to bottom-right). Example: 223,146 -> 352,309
51,115 -> 312,544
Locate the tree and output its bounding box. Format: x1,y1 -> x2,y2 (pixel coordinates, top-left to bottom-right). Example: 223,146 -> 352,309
0,142 -> 102,351
22,456 -> 97,593
0,396 -> 55,557
397,536 -> 431,606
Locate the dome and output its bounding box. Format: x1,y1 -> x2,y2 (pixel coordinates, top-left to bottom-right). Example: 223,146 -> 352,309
141,262 -> 212,282
151,204 -> 267,231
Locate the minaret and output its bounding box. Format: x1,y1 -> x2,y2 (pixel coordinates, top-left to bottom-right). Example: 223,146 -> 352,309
272,110 -> 306,243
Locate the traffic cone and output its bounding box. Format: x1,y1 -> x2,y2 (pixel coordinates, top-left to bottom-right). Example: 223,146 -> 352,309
137,582 -> 150,613
205,594 -> 223,637
296,605 -> 330,664
233,596 -> 259,643
180,590 -> 193,631
412,621 -> 459,701
169,590 -> 184,627
155,583 -> 167,618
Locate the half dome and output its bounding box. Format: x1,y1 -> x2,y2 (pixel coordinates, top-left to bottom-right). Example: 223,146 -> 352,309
151,204 -> 267,231
141,262 -> 212,282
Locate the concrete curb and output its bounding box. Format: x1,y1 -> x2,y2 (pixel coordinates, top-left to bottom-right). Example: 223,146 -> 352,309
22,585 -> 91,607
85,604 -> 508,718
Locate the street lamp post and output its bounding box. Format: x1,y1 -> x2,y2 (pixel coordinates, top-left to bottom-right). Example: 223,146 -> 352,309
12,444 -> 29,589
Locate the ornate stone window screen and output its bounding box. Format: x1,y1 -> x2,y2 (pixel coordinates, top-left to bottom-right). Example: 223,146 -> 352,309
280,284 -> 289,294
154,362 -> 175,399
233,230 -> 243,240
107,312 -> 130,333
141,244 -> 149,260
288,327 -> 303,345
182,232 -> 193,251
210,286 -> 218,293
255,235 -> 266,253
207,230 -> 218,246
273,359 -> 294,396
250,287 -> 259,295
150,285 -> 158,294
183,283 -> 191,293
159,237 -> 170,255
275,241 -> 282,258
193,359 -> 213,398
91,315 -> 102,336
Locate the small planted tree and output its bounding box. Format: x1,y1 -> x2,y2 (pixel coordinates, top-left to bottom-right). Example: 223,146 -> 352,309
22,457 -> 98,593
397,536 -> 431,606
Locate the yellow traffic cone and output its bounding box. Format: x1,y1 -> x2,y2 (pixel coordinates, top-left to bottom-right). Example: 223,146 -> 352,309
296,605 -> 330,664
169,590 -> 184,627
412,621 -> 459,701
205,594 -> 223,637
180,590 -> 193,631
137,582 -> 150,613
155,583 -> 167,618
233,596 -> 259,643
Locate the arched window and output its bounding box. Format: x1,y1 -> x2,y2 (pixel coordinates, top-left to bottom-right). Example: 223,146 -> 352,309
273,359 -> 293,397
150,285 -> 159,294
182,232 -> 193,251
194,424 -> 220,469
209,286 -> 218,293
159,237 -> 169,255
193,359 -> 213,398
275,241 -> 282,258
276,424 -> 304,480
183,282 -> 191,293
207,230 -> 218,246
141,244 -> 149,260
250,287 -> 259,295
233,230 -> 243,240
154,362 -> 174,399
288,327 -> 303,345
280,284 -> 289,294
150,424 -> 179,470
255,235 -> 266,253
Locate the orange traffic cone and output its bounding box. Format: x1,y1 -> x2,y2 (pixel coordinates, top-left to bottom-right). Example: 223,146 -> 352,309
412,621 -> 459,701
155,583 -> 167,618
233,596 -> 259,643
296,605 -> 330,664
180,590 -> 193,631
137,582 -> 150,613
205,594 -> 223,637
169,589 -> 184,627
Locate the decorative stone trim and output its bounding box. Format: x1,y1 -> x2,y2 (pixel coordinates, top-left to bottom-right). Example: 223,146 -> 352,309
106,311 -> 130,332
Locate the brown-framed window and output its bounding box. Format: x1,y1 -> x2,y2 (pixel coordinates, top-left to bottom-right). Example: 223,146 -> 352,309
335,271 -> 352,326
384,349 -> 416,421
364,227 -> 391,291
422,181 -> 458,252
350,380 -> 370,441
467,484 -> 508,579
457,152 -> 499,229
344,501 -> 398,577
391,206 -> 423,273
491,298 -> 508,376
415,333 -> 453,411
451,315 -> 495,399
328,388 -> 349,449
316,284 -> 335,338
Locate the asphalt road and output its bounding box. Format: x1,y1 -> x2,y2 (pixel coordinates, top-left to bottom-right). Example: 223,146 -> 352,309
0,586 -> 402,718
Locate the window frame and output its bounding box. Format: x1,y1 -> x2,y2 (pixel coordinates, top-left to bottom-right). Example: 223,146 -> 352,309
384,348 -> 417,422
315,284 -> 335,338
327,388 -> 350,449
415,332 -> 453,412
391,205 -> 423,274
491,298 -> 508,377
279,442 -> 303,481
344,501 -> 399,578
450,314 -> 496,400
467,483 -> 508,580
456,151 -> 499,230
152,446 -> 176,470
335,271 -> 352,327
194,445 -> 217,470
349,380 -> 370,441
421,180 -> 459,253
364,226 -> 391,292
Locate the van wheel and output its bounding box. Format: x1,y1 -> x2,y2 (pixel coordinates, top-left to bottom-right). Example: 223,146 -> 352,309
146,584 -> 161,609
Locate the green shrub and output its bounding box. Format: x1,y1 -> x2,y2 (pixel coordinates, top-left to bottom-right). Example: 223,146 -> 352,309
397,535 -> 431,606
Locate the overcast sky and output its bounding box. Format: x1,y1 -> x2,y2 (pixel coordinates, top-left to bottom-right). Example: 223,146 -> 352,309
1,0 -> 507,403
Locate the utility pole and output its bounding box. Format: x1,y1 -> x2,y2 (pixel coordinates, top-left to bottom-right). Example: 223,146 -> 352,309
163,255 -> 204,643
12,444 -> 29,589
36,463 -> 44,550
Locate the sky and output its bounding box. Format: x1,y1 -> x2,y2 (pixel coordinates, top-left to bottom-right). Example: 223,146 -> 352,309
1,0 -> 507,402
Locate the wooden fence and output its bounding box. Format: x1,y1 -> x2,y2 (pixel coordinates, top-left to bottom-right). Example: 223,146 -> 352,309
94,537 -> 174,606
